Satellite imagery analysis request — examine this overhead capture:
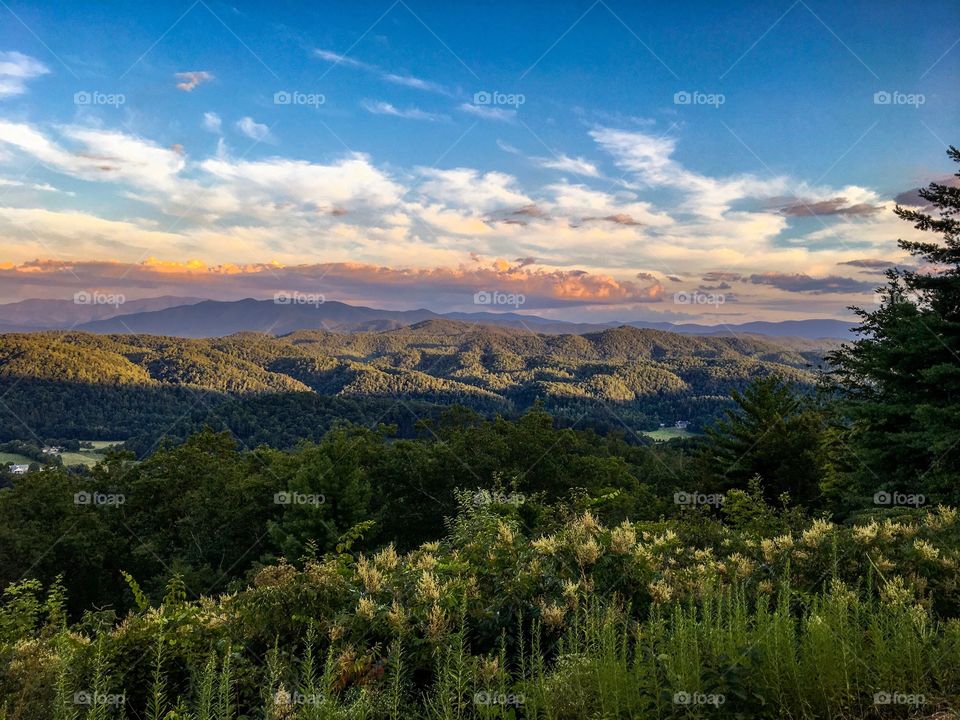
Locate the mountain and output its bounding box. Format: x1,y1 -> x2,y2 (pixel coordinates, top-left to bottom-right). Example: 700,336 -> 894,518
0,323 -> 836,452
0,296 -> 205,331
68,297 -> 856,340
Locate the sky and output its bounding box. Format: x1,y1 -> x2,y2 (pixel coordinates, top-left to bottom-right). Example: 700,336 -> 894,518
0,0 -> 957,323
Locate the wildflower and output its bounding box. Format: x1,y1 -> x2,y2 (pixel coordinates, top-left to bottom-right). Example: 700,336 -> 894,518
356,597 -> 376,621
387,600 -> 407,631
540,602 -> 566,629
425,604 -> 448,640
575,538 -> 601,566
532,535 -> 560,556
853,521 -> 879,545
925,505 -> 957,530
374,544 -> 399,571
913,539 -> 940,561
497,521 -> 515,547
880,576 -> 913,605
726,553 -> 755,579
758,580 -> 774,594
648,579 -> 674,603
579,511 -> 601,535
271,685 -> 295,719
801,518 -> 833,548
610,523 -> 636,554
329,623 -> 346,643
477,656 -> 500,684
562,579 -> 579,606
416,571 -> 441,603
356,556 -> 384,594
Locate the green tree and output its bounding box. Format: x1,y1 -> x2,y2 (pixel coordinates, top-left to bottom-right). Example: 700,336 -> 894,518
701,375 -> 826,505
829,146 -> 960,504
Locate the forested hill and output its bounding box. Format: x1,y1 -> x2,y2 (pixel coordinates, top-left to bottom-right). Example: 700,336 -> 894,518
0,321 -> 836,450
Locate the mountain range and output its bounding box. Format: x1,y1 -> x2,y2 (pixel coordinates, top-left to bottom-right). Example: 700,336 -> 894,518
0,297 -> 858,340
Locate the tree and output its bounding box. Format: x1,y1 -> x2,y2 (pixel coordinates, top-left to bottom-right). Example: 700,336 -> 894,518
701,375 -> 826,505
829,146 -> 960,504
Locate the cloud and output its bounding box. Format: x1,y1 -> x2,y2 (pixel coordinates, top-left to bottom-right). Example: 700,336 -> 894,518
583,213 -> 642,226
702,271 -> 743,282
749,272 -> 877,294
236,117 -> 273,142
0,51 -> 49,97
536,154 -> 600,177
776,197 -> 881,216
175,70 -> 214,91
0,257 -> 664,310
361,100 -> 448,122
314,48 -> 448,95
894,174 -> 960,207
459,103 -> 516,123
203,112 -> 222,133
418,168 -> 532,212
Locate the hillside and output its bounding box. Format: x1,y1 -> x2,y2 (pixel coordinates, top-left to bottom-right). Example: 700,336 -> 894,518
0,323 -> 833,451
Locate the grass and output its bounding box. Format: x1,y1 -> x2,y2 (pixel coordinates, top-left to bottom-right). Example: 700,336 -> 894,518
643,427 -> 700,441
58,440 -> 121,467
0,452 -> 34,465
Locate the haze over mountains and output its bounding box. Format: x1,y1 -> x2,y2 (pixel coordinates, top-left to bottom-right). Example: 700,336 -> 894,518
0,297 -> 857,340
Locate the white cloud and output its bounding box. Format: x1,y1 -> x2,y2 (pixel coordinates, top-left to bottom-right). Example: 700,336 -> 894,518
175,70 -> 214,91
314,49 -> 448,95
417,167 -> 532,212
235,117 -> 273,143
361,100 -> 447,122
536,154 -> 600,177
459,103 -> 516,123
203,112 -> 222,133
0,51 -> 49,97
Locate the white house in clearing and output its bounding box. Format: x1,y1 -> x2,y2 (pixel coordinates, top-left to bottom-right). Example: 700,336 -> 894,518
9,464 -> 30,475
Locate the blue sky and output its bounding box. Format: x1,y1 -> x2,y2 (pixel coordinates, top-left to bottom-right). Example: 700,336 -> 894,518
0,0 -> 957,321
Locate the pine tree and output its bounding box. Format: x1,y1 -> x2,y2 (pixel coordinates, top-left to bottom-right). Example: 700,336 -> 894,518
829,146 -> 960,502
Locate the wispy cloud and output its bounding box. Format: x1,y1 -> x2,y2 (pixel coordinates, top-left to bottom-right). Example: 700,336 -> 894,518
459,103 -> 516,123
535,153 -> 600,177
314,48 -> 449,95
236,116 -> 273,142
175,70 -> 214,92
361,100 -> 448,122
0,51 -> 49,97
203,112 -> 222,133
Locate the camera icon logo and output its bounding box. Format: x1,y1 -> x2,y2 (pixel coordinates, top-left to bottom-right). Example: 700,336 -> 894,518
673,691 -> 691,705
873,91 -> 891,105
274,491 -> 291,505
74,491 -> 92,505
473,290 -> 492,305
673,91 -> 692,105
73,91 -> 92,105
473,90 -> 492,105
274,90 -> 291,105
273,291 -> 291,305
873,490 -> 892,505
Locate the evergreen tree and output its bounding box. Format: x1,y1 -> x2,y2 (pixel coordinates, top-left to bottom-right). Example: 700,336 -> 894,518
829,146 -> 960,503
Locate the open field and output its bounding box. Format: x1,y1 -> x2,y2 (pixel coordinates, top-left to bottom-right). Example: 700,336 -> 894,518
642,427 -> 700,441
0,452 -> 34,466
58,440 -> 122,467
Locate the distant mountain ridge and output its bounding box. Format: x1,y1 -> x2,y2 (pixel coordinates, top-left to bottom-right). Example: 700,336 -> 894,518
1,296 -> 857,340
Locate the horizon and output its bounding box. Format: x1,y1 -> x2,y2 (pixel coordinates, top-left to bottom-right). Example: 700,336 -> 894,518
0,0 -> 958,324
